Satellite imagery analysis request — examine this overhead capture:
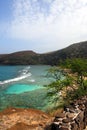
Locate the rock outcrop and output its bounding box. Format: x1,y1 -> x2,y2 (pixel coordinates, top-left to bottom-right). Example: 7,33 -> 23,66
47,96 -> 87,130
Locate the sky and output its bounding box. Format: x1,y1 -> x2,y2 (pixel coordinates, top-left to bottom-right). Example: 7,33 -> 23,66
0,0 -> 87,54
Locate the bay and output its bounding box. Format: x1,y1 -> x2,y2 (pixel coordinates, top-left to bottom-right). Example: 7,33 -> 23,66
0,65 -> 52,111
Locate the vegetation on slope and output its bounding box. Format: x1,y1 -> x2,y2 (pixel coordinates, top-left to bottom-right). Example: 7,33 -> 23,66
46,58 -> 87,109
0,41 -> 87,65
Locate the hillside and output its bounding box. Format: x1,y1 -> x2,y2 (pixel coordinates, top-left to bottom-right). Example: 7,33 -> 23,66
0,51 -> 39,65
0,41 -> 87,65
44,41 -> 87,65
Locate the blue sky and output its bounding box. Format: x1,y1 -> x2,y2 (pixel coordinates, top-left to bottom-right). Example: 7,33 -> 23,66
0,0 -> 87,54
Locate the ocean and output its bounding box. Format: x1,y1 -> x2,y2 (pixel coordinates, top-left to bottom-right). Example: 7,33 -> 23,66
0,65 -> 53,111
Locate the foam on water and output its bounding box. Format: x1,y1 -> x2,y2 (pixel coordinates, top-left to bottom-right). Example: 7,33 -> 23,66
5,84 -> 42,94
0,66 -> 31,85
0,73 -> 31,85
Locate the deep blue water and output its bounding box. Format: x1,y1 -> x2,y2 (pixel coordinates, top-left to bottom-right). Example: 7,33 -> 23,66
0,65 -> 53,111
0,66 -> 23,81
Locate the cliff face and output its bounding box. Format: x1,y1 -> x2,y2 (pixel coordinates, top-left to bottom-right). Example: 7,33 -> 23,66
0,41 -> 87,65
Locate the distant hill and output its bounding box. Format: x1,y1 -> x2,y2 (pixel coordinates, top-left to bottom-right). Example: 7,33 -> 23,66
0,41 -> 87,65
0,50 -> 39,65
44,41 -> 87,65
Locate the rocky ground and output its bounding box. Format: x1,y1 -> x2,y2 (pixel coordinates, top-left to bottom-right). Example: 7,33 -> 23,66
0,108 -> 53,130
0,96 -> 87,130
50,96 -> 87,130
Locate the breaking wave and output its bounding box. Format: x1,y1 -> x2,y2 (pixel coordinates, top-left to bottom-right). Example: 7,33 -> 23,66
0,66 -> 32,85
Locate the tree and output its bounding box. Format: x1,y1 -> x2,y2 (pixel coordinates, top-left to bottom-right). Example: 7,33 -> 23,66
66,59 -> 87,88
46,67 -> 73,106
47,66 -> 66,80
61,58 -> 87,99
46,59 -> 87,106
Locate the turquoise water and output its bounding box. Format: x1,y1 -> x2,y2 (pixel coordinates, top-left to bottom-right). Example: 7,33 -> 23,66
0,65 -> 53,111
5,84 -> 42,94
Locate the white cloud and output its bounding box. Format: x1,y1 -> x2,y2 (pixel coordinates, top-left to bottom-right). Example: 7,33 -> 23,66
7,0 -> 87,52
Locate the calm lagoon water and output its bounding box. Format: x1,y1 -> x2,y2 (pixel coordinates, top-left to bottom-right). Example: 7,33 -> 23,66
0,65 -> 53,111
